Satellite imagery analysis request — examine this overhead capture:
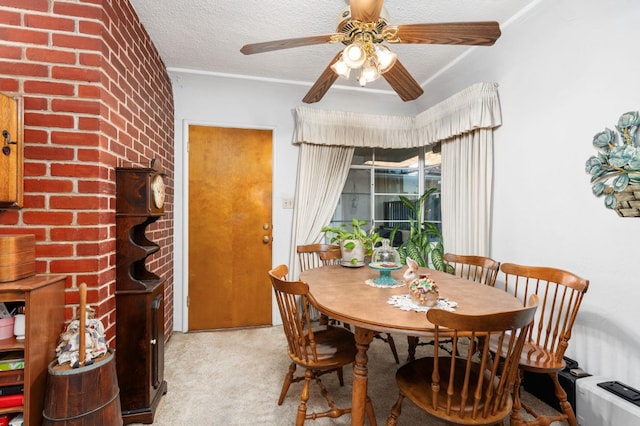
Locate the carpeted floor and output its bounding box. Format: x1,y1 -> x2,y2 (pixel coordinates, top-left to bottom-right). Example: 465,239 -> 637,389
131,326 -> 568,426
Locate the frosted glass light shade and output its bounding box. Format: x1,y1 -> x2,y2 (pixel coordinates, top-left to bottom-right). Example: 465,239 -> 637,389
375,44 -> 397,73
360,58 -> 380,83
330,57 -> 351,79
343,43 -> 366,68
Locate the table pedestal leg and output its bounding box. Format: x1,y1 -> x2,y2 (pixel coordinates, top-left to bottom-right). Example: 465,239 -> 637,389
352,327 -> 376,426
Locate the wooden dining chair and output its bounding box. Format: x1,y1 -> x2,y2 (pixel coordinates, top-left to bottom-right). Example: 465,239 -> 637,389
297,244 -> 341,321
407,253 -> 501,361
443,253 -> 501,287
268,265 -> 375,426
319,249 -> 342,266
387,295 -> 538,426
300,244 -> 400,364
496,263 -> 589,426
297,243 -> 341,273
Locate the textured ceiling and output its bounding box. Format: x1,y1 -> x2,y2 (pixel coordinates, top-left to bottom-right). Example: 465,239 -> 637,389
130,0 -> 536,96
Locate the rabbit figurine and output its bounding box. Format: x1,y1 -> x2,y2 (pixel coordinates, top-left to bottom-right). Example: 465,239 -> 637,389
403,257 -> 419,283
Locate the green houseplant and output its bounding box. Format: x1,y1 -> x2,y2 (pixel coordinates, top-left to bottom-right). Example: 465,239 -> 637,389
322,218 -> 382,265
586,110 -> 640,213
393,188 -> 447,272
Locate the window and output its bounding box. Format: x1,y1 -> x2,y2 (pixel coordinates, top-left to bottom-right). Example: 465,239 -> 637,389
328,146 -> 441,245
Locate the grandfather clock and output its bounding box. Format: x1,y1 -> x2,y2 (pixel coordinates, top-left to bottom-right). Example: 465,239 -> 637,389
115,166 -> 167,424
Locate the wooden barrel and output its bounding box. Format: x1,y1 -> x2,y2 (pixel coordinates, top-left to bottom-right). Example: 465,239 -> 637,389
42,349 -> 123,425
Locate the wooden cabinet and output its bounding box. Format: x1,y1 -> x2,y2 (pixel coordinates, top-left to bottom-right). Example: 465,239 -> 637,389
0,275 -> 65,425
116,167 -> 167,424
0,93 -> 24,209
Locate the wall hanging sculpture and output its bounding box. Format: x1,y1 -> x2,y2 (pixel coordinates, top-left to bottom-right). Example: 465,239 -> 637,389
586,111 -> 640,217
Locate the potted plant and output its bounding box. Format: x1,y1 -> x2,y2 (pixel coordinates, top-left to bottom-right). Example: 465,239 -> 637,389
585,110 -> 640,216
392,188 -> 448,272
322,218 -> 382,266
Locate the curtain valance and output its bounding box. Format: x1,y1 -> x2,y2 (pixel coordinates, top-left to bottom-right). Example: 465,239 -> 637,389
415,82 -> 502,144
293,82 -> 502,148
294,107 -> 417,148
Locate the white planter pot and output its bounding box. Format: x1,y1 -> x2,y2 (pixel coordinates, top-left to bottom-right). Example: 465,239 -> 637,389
340,240 -> 365,266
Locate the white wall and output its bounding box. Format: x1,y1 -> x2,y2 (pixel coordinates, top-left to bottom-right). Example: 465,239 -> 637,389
171,0 -> 640,389
419,0 -> 640,388
170,72 -> 417,333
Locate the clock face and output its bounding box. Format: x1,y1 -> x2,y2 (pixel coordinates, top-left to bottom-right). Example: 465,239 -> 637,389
151,174 -> 165,209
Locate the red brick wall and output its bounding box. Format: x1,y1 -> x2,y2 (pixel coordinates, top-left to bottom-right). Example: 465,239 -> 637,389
0,0 -> 174,346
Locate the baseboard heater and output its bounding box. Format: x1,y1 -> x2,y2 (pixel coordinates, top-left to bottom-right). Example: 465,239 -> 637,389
576,375 -> 640,425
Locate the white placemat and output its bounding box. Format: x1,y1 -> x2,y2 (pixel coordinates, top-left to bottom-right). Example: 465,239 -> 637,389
364,279 -> 406,288
387,294 -> 458,313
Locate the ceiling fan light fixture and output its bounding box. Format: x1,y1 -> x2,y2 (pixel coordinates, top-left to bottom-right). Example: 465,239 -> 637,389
359,58 -> 380,86
374,44 -> 397,74
342,43 -> 366,68
330,56 -> 351,79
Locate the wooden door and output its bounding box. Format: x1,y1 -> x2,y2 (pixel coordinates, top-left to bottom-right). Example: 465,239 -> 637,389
188,125 -> 272,330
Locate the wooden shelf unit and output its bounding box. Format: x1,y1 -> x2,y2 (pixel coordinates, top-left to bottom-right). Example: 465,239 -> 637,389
0,275 -> 65,425
116,167 -> 167,425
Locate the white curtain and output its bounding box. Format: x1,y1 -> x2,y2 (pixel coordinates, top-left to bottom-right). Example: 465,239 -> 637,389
441,129 -> 494,256
414,82 -> 501,256
288,143 -> 354,280
290,82 -> 502,273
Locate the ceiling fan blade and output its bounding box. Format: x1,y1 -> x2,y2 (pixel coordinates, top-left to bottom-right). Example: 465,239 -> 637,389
241,34 -> 337,55
382,60 -> 424,102
394,22 -> 501,46
349,0 -> 384,23
302,53 -> 342,104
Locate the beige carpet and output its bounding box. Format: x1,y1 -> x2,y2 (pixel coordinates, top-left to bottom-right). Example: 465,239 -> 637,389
131,326 -> 568,426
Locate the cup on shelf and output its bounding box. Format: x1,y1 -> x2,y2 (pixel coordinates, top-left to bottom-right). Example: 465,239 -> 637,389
13,313 -> 25,341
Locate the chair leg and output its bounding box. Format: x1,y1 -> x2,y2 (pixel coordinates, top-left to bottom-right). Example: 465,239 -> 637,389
373,333 -> 399,364
512,370 -> 576,426
510,371 -> 524,426
278,362 -> 297,405
407,336 -> 418,362
386,393 -> 405,426
551,372 -> 577,426
337,366 -> 344,386
386,333 -> 400,364
365,395 -> 377,426
295,369 -> 313,426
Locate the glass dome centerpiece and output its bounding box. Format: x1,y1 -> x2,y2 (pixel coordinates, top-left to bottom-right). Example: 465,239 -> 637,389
368,239 -> 403,286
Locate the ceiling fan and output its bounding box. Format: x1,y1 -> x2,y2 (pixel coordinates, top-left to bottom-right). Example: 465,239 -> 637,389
240,0 -> 501,104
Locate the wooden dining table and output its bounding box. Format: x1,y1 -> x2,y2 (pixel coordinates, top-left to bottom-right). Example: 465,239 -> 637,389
301,264 -> 523,426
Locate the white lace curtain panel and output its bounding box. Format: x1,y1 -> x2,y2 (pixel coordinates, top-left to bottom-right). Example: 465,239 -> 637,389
288,82 -> 502,277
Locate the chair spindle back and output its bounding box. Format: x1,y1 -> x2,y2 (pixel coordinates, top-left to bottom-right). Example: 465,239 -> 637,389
297,244 -> 340,274
499,263 -> 589,362
443,253 -> 500,286
426,295 -> 538,422
269,265 -> 319,363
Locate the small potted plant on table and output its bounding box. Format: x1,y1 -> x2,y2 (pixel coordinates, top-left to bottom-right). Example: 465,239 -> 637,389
322,218 -> 382,266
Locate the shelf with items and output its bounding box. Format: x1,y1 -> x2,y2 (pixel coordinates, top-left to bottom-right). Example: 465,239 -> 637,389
0,341 -> 22,353
0,275 -> 65,426
116,166 -> 167,424
0,407 -> 23,419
